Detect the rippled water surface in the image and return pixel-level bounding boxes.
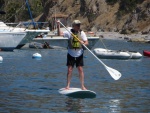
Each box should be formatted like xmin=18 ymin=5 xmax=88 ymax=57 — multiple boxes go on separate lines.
xmin=0 ymin=39 xmax=149 ymax=113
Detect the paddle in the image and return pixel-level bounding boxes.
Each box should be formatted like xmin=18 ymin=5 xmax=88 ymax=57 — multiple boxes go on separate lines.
xmin=57 ymin=21 xmax=121 ymax=80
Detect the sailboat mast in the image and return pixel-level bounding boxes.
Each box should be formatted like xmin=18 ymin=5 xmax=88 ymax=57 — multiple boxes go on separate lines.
xmin=25 ymin=0 xmax=36 ymax=28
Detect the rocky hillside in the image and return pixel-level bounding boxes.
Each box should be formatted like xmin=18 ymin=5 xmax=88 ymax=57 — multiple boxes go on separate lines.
xmin=40 ymin=0 xmax=150 ymax=34
xmin=1 ymin=0 xmax=150 ymax=34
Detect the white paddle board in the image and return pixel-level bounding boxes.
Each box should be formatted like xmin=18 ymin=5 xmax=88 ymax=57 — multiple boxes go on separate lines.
xmin=58 ymin=88 xmax=96 ymax=98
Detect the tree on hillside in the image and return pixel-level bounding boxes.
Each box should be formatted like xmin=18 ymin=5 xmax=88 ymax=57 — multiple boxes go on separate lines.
xmin=0 ymin=0 xmax=43 ymax=22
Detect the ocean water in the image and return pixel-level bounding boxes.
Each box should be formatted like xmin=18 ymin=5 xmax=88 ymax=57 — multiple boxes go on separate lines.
xmin=0 ymin=39 xmax=149 ymax=113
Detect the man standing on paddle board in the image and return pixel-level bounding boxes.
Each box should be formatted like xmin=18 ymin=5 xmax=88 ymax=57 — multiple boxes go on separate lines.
xmin=62 ymin=20 xmax=89 ymax=90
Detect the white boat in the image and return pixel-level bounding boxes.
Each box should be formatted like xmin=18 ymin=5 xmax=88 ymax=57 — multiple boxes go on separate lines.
xmin=0 ymin=22 xmax=27 ymax=51
xmin=0 ymin=17 xmax=26 ymax=51
xmin=93 ymin=48 xmax=130 ymax=59
xmin=93 ymin=48 xmax=142 ymax=59
xmin=0 ymin=31 xmax=26 ymax=51
xmin=0 ymin=22 xmax=49 ymax=49
xmin=120 ymin=50 xmax=142 ymax=59
xmin=17 ymin=29 xmax=49 ymax=49
xmin=0 ymin=56 xmax=3 ymax=62
xmin=33 ymin=36 xmax=99 ymax=49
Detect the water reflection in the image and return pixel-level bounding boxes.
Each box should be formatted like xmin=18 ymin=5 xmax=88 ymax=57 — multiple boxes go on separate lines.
xmin=65 ymin=98 xmax=122 ymax=113
xmin=32 ymin=57 xmax=42 ymax=60
xmin=65 ymin=98 xmax=89 ymax=113
xmin=65 ymin=98 xmax=82 ymax=112
xmin=108 ymin=99 xmax=121 ymax=113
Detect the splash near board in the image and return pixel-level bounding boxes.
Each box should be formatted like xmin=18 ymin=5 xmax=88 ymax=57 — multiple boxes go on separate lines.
xmin=58 ymin=88 xmax=96 ymax=98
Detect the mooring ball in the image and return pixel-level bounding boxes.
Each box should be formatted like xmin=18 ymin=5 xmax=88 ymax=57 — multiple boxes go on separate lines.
xmin=0 ymin=56 xmax=3 ymax=62
xmin=32 ymin=53 xmax=42 ymax=58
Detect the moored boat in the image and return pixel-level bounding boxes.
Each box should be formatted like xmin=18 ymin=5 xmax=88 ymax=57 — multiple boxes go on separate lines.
xmin=0 ymin=11 xmax=26 ymax=51
xmin=143 ymin=50 xmax=150 ymax=57
xmin=33 ymin=36 xmax=99 ymax=49
xmin=93 ymin=48 xmax=130 ymax=59
xmin=0 ymin=56 xmax=3 ymax=62
xmin=0 ymin=31 xmax=26 ymax=51
xmin=0 ymin=21 xmax=49 ymax=49
xmin=93 ymin=48 xmax=142 ymax=59
xmin=120 ymin=50 xmax=142 ymax=59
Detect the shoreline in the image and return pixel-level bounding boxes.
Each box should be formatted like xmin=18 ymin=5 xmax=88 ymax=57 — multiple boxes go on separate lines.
xmin=95 ymin=32 xmax=150 ymax=43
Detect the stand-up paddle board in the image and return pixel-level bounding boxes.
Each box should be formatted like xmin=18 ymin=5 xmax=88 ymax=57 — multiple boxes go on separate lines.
xmin=58 ymin=88 xmax=96 ymax=98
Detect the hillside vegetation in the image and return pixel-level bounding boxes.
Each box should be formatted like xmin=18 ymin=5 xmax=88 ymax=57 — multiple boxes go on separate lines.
xmin=0 ymin=0 xmax=149 ymax=34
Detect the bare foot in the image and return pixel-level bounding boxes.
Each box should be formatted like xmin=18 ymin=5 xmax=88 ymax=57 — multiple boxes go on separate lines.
xmin=65 ymin=86 xmax=69 ymax=90
xmin=81 ymin=86 xmax=87 ymax=90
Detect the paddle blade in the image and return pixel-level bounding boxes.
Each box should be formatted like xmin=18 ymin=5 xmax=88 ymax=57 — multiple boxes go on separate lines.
xmin=105 ymin=66 xmax=122 ymax=80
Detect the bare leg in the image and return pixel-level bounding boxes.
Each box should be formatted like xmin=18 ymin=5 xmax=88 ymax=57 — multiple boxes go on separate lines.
xmin=66 ymin=65 xmax=73 ymax=89
xmin=77 ymin=66 xmax=87 ymax=90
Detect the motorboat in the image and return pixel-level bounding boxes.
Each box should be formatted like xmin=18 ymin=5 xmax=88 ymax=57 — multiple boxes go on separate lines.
xmin=120 ymin=50 xmax=142 ymax=59
xmin=32 ymin=35 xmax=99 ymax=49
xmin=0 ymin=21 xmax=26 ymax=51
xmin=15 ymin=0 xmax=50 ymax=48
xmin=17 ymin=29 xmax=49 ymax=49
xmin=93 ymin=48 xmax=142 ymax=59
xmin=143 ymin=50 xmax=150 ymax=57
xmin=93 ymin=48 xmax=130 ymax=59
xmin=0 ymin=22 xmax=49 ymax=49
xmin=0 ymin=12 xmax=27 ymax=51
xmin=0 ymin=31 xmax=26 ymax=51
xmin=32 ymin=20 xmax=99 ymax=49
xmin=0 ymin=56 xmax=3 ymax=62
xmin=0 ymin=1 xmax=49 ymax=51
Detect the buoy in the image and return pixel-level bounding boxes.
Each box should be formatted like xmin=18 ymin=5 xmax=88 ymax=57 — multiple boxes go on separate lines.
xmin=32 ymin=53 xmax=42 ymax=58
xmin=0 ymin=56 xmax=3 ymax=62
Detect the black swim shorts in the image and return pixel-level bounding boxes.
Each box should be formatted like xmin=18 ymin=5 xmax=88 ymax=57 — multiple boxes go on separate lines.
xmin=67 ymin=53 xmax=84 ymax=67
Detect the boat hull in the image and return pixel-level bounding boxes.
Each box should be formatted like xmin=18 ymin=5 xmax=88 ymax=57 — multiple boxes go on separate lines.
xmin=126 ymin=51 xmax=142 ymax=59
xmin=16 ymin=29 xmax=49 ymax=49
xmin=0 ymin=32 xmax=26 ymax=51
xmin=143 ymin=50 xmax=150 ymax=57
xmin=94 ymin=48 xmax=142 ymax=59
xmin=0 ymin=22 xmax=49 ymax=49
xmin=32 ymin=36 xmax=99 ymax=49
xmin=93 ymin=48 xmax=130 ymax=59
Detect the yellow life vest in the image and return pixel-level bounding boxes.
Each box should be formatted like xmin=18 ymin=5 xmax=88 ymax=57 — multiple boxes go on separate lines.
xmin=68 ymin=29 xmax=83 ymax=49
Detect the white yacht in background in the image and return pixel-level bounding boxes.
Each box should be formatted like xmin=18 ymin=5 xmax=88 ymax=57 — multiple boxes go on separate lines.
xmin=17 ymin=28 xmax=49 ymax=49
xmin=0 ymin=21 xmax=26 ymax=51
xmin=33 ymin=35 xmax=99 ymax=49
xmin=32 ymin=27 xmax=99 ymax=49
xmin=16 ymin=22 xmax=49 ymax=48
xmin=0 ymin=21 xmax=49 ymax=49
xmin=0 ymin=31 xmax=26 ymax=51
xmin=0 ymin=1 xmax=49 ymax=51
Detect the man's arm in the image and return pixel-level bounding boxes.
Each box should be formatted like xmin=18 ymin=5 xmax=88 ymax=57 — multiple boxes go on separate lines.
xmin=80 ymin=31 xmax=88 ymax=46
xmin=82 ymin=40 xmax=88 ymax=46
